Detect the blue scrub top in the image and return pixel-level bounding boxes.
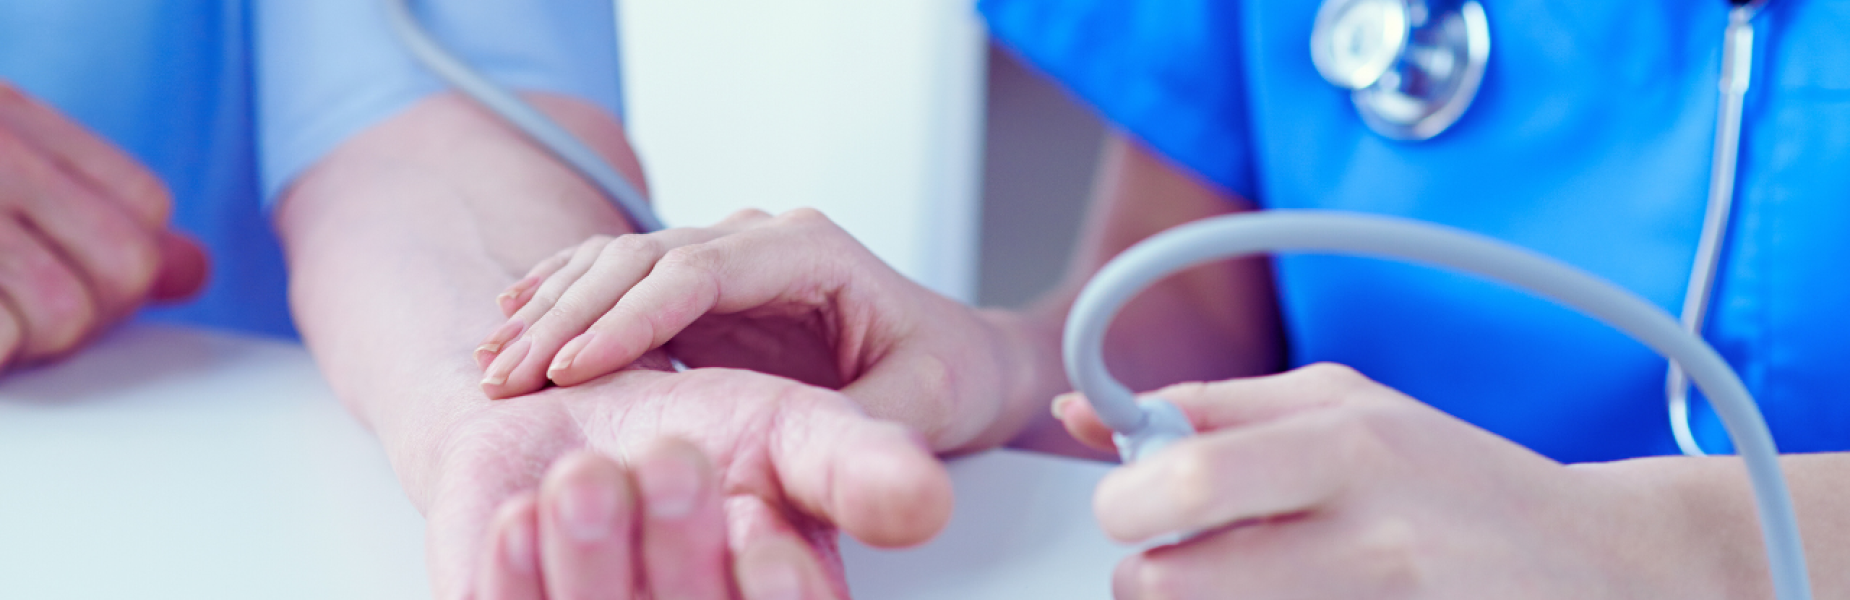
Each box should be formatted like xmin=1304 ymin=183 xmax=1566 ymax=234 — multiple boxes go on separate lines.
xmin=0 ymin=0 xmax=624 ymax=340
xmin=982 ymin=0 xmax=1850 ymax=461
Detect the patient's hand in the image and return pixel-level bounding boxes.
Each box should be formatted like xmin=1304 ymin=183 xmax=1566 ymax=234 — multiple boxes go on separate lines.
xmin=473 ymin=208 xmax=1035 ymax=452
xmin=419 ymin=363 xmax=952 ymax=600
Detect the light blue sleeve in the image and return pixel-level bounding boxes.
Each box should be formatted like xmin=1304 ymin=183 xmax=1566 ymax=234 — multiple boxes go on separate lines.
xmin=255 ymin=0 xmax=625 ymax=203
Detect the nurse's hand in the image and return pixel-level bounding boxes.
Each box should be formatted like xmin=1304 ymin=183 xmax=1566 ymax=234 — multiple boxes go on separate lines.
xmin=1055 ymin=364 xmax=1705 ymax=599
xmin=0 ymin=83 xmax=207 ymax=372
xmin=476 ymin=207 xmax=1029 ymax=452
xmin=421 ymin=363 xmax=952 ymax=600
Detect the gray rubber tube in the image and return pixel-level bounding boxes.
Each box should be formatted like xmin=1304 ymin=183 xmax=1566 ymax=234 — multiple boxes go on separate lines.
xmin=1063 ymin=210 xmax=1811 ymax=600
xmin=382 ymin=0 xmax=665 ymax=233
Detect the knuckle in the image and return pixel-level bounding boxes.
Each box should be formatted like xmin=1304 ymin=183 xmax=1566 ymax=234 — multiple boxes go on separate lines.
xmin=1159 ymin=444 xmax=1217 ymax=523
xmin=659 ymin=243 xmax=721 ymax=275
xmin=727 ymin=207 xmax=772 ymax=222
xmin=607 ymin=232 xmax=663 ymax=260
xmin=779 ymin=206 xmax=829 ymax=224
xmin=104 ymin=231 xmax=162 ymax=301
xmin=580 ymin=234 xmax=616 ymax=251
xmin=1300 ymin=361 xmax=1366 ymax=386
xmin=28 ymin=282 xmax=96 ymax=354
xmin=1326 ymin=409 xmax=1392 ymax=472
xmin=891 ymin=353 xmax=958 ymax=434
xmin=1297 ymin=362 xmax=1378 ymax=404
xmin=1135 ymin=559 xmax=1196 ymax=600
xmin=115 ymin=171 xmax=173 ymax=224
xmin=1348 ymin=517 xmax=1424 ymax=596
xmin=1163 ymin=380 xmax=1215 ymax=401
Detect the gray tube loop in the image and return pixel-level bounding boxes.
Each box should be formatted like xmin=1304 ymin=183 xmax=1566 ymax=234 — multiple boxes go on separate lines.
xmin=1062 ymin=210 xmax=1809 ymax=600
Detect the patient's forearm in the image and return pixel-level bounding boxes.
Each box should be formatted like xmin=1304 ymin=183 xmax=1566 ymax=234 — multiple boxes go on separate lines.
xmin=272 ymin=92 xmax=644 ymax=504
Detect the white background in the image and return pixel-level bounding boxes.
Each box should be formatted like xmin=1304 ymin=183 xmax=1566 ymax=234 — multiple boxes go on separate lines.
xmin=618 ymin=0 xmax=989 ymax=302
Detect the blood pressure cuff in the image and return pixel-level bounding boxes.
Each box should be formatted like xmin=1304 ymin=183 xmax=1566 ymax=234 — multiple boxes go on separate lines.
xmin=257 ymin=0 xmax=625 ymax=203
xmin=979 ymin=0 xmax=1258 ymax=201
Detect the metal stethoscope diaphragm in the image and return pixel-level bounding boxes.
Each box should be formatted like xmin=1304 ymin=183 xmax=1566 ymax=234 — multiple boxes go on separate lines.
xmin=1310 ymin=0 xmax=1490 ymax=140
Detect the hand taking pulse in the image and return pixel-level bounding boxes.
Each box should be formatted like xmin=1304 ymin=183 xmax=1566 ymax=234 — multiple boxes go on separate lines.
xmin=473 ymin=207 xmax=1042 ymax=453
xmin=0 ymin=83 xmax=207 ymax=371
xmin=1052 ymin=364 xmax=1744 ymax=600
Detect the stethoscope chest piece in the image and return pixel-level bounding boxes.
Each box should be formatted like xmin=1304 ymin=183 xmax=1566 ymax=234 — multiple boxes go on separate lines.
xmin=1312 ymin=0 xmax=1490 ymax=140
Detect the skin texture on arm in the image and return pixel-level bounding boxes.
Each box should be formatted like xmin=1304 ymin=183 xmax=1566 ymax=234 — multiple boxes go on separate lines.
xmin=274 ymin=92 xmax=951 ymax=600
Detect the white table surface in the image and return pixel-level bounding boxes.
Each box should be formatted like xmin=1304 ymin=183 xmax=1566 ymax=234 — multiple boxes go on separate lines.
xmin=0 ymin=325 xmax=1130 ymax=599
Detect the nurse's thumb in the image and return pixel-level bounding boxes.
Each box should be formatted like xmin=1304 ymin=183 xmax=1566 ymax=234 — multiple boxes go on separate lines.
xmin=149 ymin=229 xmax=209 ymax=302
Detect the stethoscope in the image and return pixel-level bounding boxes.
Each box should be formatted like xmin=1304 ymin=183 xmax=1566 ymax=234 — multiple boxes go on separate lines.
xmin=1311 ymin=0 xmax=1769 ymax=457
xmin=1064 ymin=1 xmax=1799 ymax=587
xmin=383 ymin=0 xmax=1809 ymax=597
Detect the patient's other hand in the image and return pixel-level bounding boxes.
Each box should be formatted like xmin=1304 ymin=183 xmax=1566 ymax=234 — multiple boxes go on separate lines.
xmin=0 ymin=83 xmax=207 ymax=372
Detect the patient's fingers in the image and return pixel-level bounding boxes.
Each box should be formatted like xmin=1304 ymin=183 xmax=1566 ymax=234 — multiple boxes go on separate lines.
xmin=536 ymin=451 xmax=639 ymax=600
xmin=477 ymin=493 xmax=545 ymax=600
xmin=726 ymin=493 xmax=846 ymax=600
xmin=635 ymin=439 xmax=732 ymax=600
xmin=756 ymin=380 xmax=953 ymax=548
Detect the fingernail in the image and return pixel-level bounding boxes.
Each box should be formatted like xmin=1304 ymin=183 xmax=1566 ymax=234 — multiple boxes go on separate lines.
xmin=641 ymin=448 xmax=702 ymax=520
xmin=482 ymin=338 xmax=530 ymax=387
xmin=1052 ymin=394 xmax=1078 ymax=419
xmin=475 ymin=320 xmax=526 ymax=368
xmin=497 ymin=276 xmax=540 ymax=312
xmin=743 ymin=560 xmax=804 ymax=600
xmin=549 ymin=333 xmax=594 ymax=379
xmin=502 ymin=512 xmax=537 ymax=575
xmin=557 ymin=475 xmax=618 ymax=542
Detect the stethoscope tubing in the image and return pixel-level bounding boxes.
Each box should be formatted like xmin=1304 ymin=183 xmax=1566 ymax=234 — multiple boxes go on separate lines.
xmin=1064 ymin=211 xmax=1810 ymax=600
xmin=1668 ymin=0 xmax=1765 ymax=457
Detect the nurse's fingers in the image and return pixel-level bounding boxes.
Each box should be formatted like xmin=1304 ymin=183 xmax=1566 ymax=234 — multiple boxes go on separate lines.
xmin=634 ymin=438 xmax=733 ymax=600
xmin=0 ymin=82 xmax=173 ymax=227
xmin=1051 ymin=393 xmax=1119 ymax=452
xmin=1054 ymin=363 xmax=1377 ymax=452
xmin=496 ymin=251 xmax=570 ymax=317
xmin=1093 ymin=409 xmax=1369 ymax=543
xmin=1112 ymin=514 xmax=1403 ymax=600
xmin=543 ymin=209 xmax=856 ymax=388
xmin=480 ymin=226 xmax=727 ymax=397
xmin=496 ymin=208 xmax=772 ymax=319
xmin=477 ymin=237 xmax=607 ymax=374
xmin=535 ymin=451 xmax=639 ymax=600
xmin=476 ymin=493 xmax=545 ymax=600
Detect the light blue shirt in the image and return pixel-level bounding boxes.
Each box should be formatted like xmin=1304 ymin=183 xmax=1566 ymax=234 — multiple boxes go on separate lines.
xmin=0 ymin=0 xmax=623 ymax=339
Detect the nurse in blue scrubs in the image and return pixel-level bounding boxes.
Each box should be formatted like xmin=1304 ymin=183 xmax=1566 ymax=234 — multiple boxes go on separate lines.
xmin=485 ymin=0 xmax=1850 ymax=597
xmin=996 ymin=0 xmax=1850 ymax=595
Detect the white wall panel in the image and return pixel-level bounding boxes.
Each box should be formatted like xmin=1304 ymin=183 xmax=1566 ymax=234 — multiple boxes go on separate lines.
xmin=619 ymin=0 xmax=986 ymax=301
